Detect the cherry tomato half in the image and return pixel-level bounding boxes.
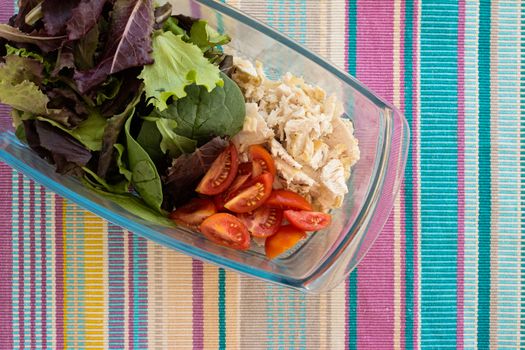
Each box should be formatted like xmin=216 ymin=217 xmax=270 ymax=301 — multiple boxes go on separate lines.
xmin=238 ymin=162 xmax=253 ymax=176
xmin=196 ymin=143 xmax=239 ymax=195
xmin=265 ymin=190 xmax=313 ymax=211
xmin=224 ymin=172 xmax=273 ymax=213
xmin=265 ymin=225 xmax=306 ymax=259
xmin=169 ymin=198 xmax=217 ymax=229
xmin=199 ymin=213 xmax=250 ymax=250
xmin=284 ymin=210 xmax=332 ymax=231
xmin=248 ymin=145 xmax=276 ymax=178
xmin=237 ymin=206 xmax=283 ymax=238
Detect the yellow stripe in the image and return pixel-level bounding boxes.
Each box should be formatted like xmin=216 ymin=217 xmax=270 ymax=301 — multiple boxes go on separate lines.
xmin=83 ymin=210 xmax=105 ymax=348
xmin=203 ymin=264 xmax=219 ymax=349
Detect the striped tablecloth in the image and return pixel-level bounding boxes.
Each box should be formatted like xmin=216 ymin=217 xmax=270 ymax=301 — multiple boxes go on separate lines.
xmin=0 ymin=0 xmax=523 ymax=349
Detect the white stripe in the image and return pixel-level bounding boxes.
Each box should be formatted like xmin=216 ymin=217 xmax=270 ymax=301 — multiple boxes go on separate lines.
xmin=464 ymin=0 xmax=480 ymax=347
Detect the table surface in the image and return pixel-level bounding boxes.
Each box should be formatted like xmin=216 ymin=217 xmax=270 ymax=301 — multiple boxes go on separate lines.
xmin=0 ymin=0 xmax=523 ymax=349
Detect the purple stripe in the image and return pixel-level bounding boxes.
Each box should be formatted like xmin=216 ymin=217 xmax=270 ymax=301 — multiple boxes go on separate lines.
xmin=29 ymin=181 xmax=36 ymax=349
xmin=108 ymin=224 xmax=125 ymax=347
xmin=128 ymin=233 xmax=134 ymax=350
xmin=136 ymin=238 xmax=149 ymax=345
xmin=190 ymin=1 xmax=202 ymax=18
xmin=0 ymin=107 xmax=13 ymax=347
xmin=40 ymin=187 xmax=47 ymax=349
xmin=17 ymin=175 xmax=25 ymax=349
xmin=192 ymin=260 xmax=204 ymax=350
xmin=55 ymin=195 xmax=65 ymax=350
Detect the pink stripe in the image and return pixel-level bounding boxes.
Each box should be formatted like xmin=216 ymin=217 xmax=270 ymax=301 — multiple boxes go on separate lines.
xmin=40 ymin=187 xmax=48 ymax=349
xmin=456 ymin=0 xmax=465 ymax=348
xmin=128 ymin=233 xmax=135 ymax=350
xmin=55 ymin=195 xmax=65 ymax=350
xmin=0 ymin=115 xmax=13 ymax=348
xmin=29 ymin=181 xmax=36 ymax=349
xmin=192 ymin=260 xmax=204 ymax=350
xmin=17 ymin=175 xmax=25 ymax=349
xmin=398 ymin=1 xmax=407 ymax=347
xmin=190 ymin=1 xmax=202 ymax=18
xmin=410 ymin=0 xmax=421 ymax=346
xmin=356 ymin=0 xmax=396 ymax=348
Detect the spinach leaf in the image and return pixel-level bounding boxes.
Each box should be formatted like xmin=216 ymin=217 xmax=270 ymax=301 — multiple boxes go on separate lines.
xmin=156 ymin=118 xmax=197 ymax=157
xmin=136 ymin=119 xmax=163 ymax=163
xmin=124 ymin=112 xmax=164 ymax=212
xmin=189 ymin=20 xmax=230 ymax=52
xmin=114 ymin=143 xmax=132 ymax=181
xmin=83 ymin=166 xmax=129 ymax=194
xmin=83 ymin=179 xmax=175 ymax=227
xmin=157 ymin=72 xmax=245 ymax=144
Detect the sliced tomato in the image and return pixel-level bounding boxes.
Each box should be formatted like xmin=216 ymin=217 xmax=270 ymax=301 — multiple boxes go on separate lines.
xmin=169 ymin=198 xmax=216 ymax=229
xmin=265 ymin=225 xmax=306 ymax=259
xmin=224 ymin=172 xmax=273 ymax=213
xmin=228 ymin=173 xmax=252 ymax=194
xmin=199 ymin=213 xmax=250 ymax=250
xmin=237 ymin=206 xmax=283 ymax=238
xmin=238 ymin=160 xmax=263 ymax=178
xmin=284 ymin=210 xmax=332 ymax=231
xmin=265 ymin=190 xmax=313 ymax=211
xmin=212 ymin=194 xmax=227 ymax=212
xmin=238 ymin=162 xmax=253 ymax=176
xmin=196 ymin=144 xmax=239 ymax=195
xmin=249 ymin=145 xmax=276 ymax=178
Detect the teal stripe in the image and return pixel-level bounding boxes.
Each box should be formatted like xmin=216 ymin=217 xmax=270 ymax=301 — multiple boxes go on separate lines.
xmin=477 ymin=0 xmax=491 ymax=348
xmin=420 ymin=0 xmax=458 ymax=347
xmin=347 ymin=3 xmax=358 ymax=348
xmin=348 ymin=0 xmax=357 ymax=75
xmin=218 ymin=268 xmax=226 ymax=349
xmin=403 ymin=0 xmax=415 ymax=348
xmin=519 ymin=5 xmax=525 ymax=348
xmin=349 ymin=271 xmax=358 ymax=350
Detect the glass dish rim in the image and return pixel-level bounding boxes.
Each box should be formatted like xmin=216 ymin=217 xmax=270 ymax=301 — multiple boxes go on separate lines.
xmin=0 ymin=0 xmax=408 ymax=292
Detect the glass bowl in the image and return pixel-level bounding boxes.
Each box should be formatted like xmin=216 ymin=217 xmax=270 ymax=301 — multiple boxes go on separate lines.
xmin=0 ymin=0 xmax=409 ymax=293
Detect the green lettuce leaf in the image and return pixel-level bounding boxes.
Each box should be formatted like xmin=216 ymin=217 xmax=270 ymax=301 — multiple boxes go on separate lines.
xmin=36 ymin=110 xmax=106 ymax=151
xmin=0 ymin=54 xmax=49 ymax=115
xmin=189 ymin=20 xmax=230 ymax=52
xmin=139 ymin=31 xmax=223 ymax=111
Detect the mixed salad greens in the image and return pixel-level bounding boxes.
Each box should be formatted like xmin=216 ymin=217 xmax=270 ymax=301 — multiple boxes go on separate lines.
xmin=0 ymin=0 xmax=334 ymax=258
xmin=0 ymin=1 xmax=245 ymax=216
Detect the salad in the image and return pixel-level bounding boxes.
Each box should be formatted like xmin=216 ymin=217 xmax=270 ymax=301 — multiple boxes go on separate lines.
xmin=0 ymin=0 xmax=359 ymax=259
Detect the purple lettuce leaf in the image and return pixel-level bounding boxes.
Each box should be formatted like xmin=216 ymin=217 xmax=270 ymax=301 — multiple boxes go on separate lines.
xmin=66 ymin=0 xmax=108 ymax=40
xmin=12 ymin=0 xmax=41 ymax=32
xmin=74 ymin=0 xmax=154 ymax=93
xmin=42 ymin=0 xmax=81 ymax=36
xmin=0 ymin=24 xmax=66 ymax=52
xmin=163 ymin=137 xmax=228 ymax=209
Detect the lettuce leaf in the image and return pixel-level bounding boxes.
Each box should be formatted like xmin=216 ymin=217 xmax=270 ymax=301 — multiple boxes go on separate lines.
xmin=0 ymin=24 xmax=66 ymax=52
xmin=0 ymin=54 xmax=49 ymax=115
xmin=36 ymin=111 xmax=106 ymax=151
xmin=139 ymin=31 xmax=223 ymax=111
xmin=189 ymin=20 xmax=230 ymax=52
xmin=42 ymin=0 xmax=80 ymax=35
xmin=74 ymin=0 xmax=154 ymax=92
xmin=66 ymin=0 xmax=107 ymax=40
